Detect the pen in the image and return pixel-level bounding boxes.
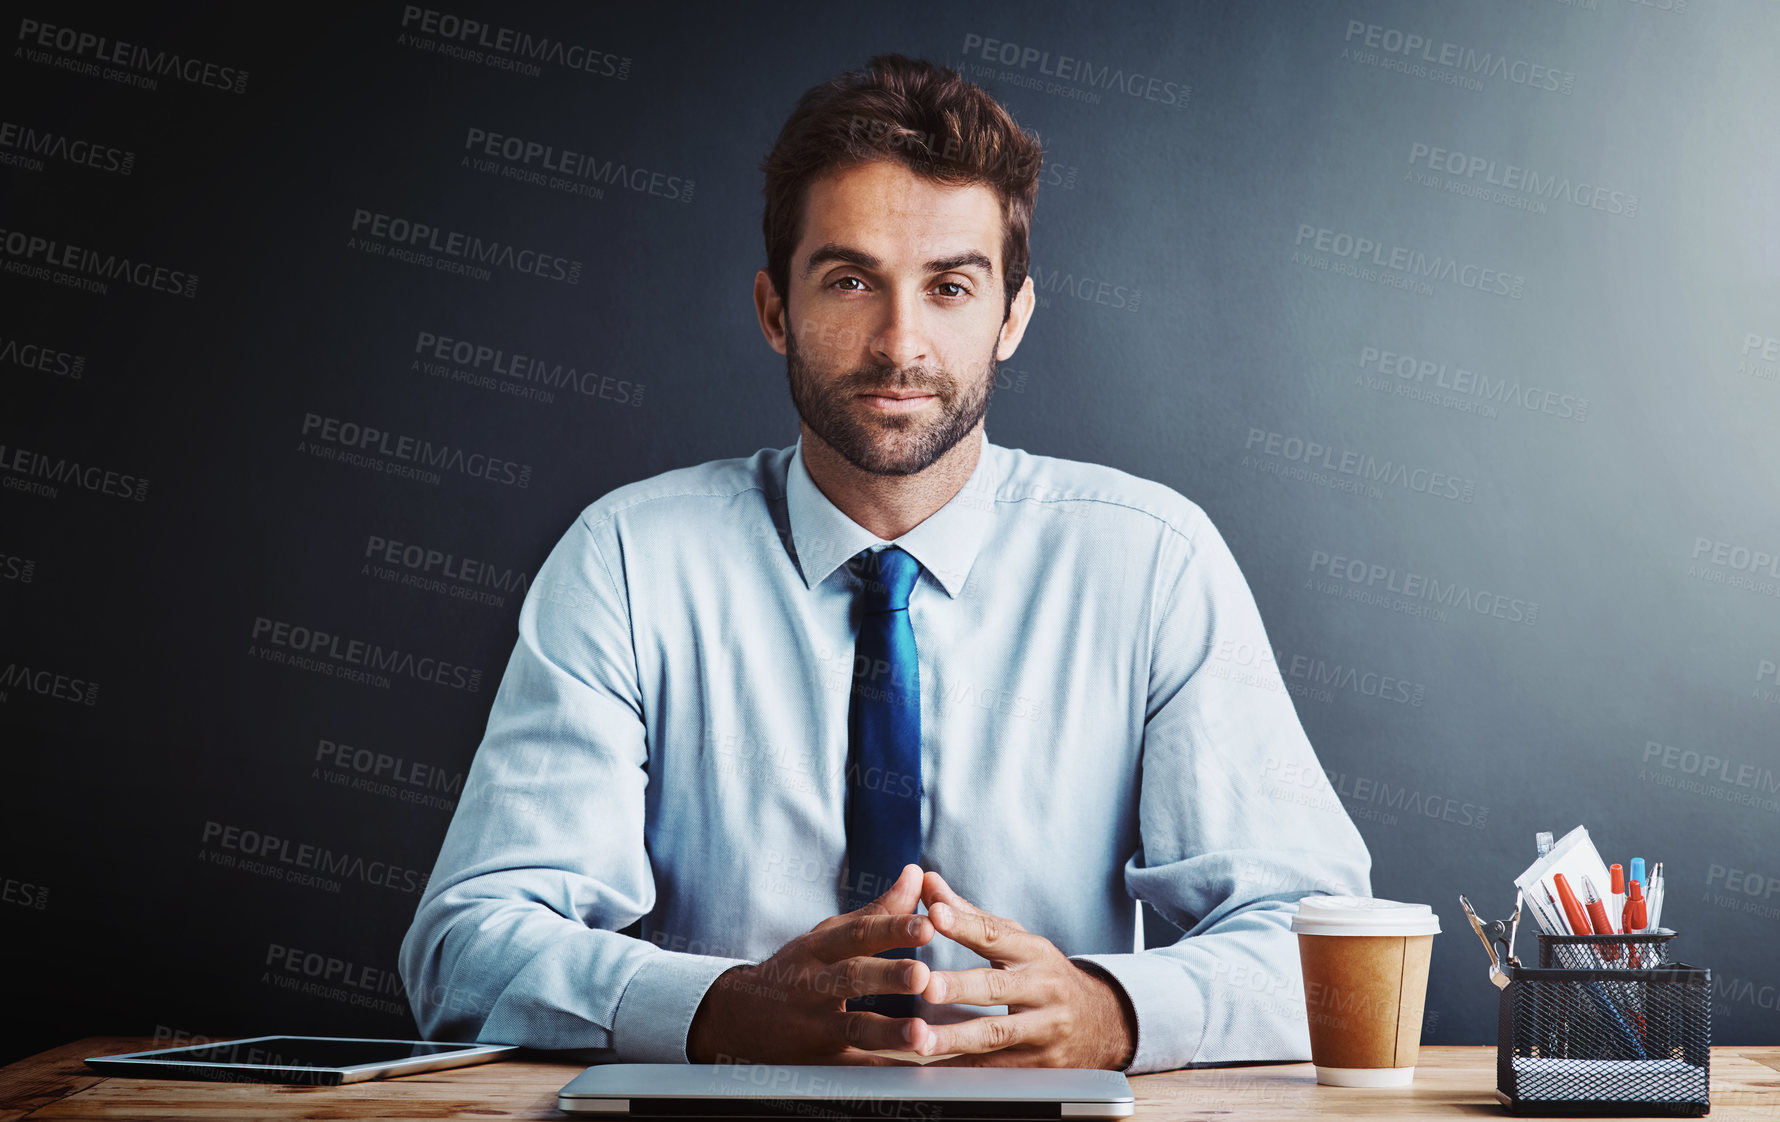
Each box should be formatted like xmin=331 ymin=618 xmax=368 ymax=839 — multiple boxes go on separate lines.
xmin=1543 ymin=884 xmax=1572 ymax=935
xmin=1582 ymin=980 xmax=1650 ymax=1060
xmin=1526 ymin=885 xmax=1561 ymax=935
xmin=1629 ymin=857 xmax=1645 ymax=892
xmin=1609 ymin=863 xmax=1625 ymax=932
xmin=1580 ymin=875 xmax=1620 ymax=961
xmin=1529 ymin=890 xmax=1560 ymax=935
xmin=1648 ymin=862 xmax=1665 ymax=931
xmin=1624 ymin=878 xmax=1649 ymax=933
xmin=1622 ymin=879 xmax=1650 ymax=967
xmin=1553 ymin=873 xmax=1592 ymax=940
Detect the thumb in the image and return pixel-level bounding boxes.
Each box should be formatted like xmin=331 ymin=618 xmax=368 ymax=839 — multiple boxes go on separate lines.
xmin=872 ymin=863 xmax=924 ymax=914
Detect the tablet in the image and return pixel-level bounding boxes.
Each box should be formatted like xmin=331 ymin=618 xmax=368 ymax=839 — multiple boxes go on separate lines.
xmin=558 ymin=1062 xmax=1136 ymax=1118
xmin=84 ymin=1035 xmax=518 ymax=1085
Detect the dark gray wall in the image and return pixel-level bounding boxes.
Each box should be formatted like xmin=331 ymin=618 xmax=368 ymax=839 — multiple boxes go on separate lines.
xmin=5 ymin=0 xmax=1777 ymax=1066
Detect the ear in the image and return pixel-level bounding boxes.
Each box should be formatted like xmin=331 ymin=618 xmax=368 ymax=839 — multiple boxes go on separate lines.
xmin=994 ymin=275 xmax=1036 ymax=362
xmin=754 ymin=269 xmax=789 ymax=356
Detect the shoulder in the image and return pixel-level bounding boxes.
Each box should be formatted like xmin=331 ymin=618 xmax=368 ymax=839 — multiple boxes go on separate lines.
xmin=990 ymin=442 xmax=1209 ymax=545
xmin=573 ymin=445 xmax=792 ymax=534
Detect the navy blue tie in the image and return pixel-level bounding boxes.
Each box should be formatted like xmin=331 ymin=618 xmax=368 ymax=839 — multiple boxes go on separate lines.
xmin=843 ymin=546 xmax=923 ymax=1019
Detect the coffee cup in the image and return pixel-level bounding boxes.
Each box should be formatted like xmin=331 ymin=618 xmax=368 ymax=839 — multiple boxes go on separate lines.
xmin=1290 ymin=895 xmax=1440 ymax=1087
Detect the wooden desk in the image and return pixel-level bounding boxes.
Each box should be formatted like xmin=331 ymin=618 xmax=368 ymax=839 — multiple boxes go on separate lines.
xmin=3 ymin=1038 xmax=1777 ymax=1121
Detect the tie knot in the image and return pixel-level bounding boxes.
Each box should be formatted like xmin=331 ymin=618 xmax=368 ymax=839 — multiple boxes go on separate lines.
xmin=852 ymin=546 xmax=921 ymax=612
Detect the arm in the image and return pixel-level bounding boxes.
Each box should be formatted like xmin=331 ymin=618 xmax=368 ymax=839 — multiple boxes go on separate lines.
xmin=397 ymin=512 xmax=751 ymax=1057
xmin=1066 ymin=511 xmax=1373 ymax=1074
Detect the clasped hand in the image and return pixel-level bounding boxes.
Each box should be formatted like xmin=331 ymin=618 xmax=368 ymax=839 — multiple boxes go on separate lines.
xmin=686 ymin=864 xmax=1136 ymax=1069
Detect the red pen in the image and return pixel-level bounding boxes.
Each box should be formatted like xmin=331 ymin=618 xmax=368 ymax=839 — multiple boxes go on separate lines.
xmin=1581 ymin=875 xmax=1621 ymax=961
xmin=1623 ymin=879 xmax=1648 ymax=933
xmin=1553 ymin=874 xmax=1593 ymax=942
xmin=1623 ymin=880 xmax=1649 ymax=967
xmin=1609 ymin=863 xmax=1626 ymax=932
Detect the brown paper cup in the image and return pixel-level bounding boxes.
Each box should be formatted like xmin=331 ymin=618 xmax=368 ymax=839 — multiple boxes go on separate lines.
xmin=1290 ymin=897 xmax=1440 ymax=1088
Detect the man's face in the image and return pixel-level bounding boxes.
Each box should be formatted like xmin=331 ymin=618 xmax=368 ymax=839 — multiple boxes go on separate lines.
xmin=777 ymin=159 xmax=1014 ymax=476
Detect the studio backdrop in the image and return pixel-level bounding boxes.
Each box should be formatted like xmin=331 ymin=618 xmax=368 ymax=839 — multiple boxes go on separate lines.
xmin=5 ymin=0 xmax=1778 ymax=1066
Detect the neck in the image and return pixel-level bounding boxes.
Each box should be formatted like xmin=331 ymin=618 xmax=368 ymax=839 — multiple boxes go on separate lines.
xmin=799 ymin=423 xmax=984 ymax=541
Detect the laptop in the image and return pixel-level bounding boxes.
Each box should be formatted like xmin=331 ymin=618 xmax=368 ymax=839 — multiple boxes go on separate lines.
xmin=84 ymin=1036 xmax=518 ymax=1085
xmin=558 ymin=1062 xmax=1135 ymax=1118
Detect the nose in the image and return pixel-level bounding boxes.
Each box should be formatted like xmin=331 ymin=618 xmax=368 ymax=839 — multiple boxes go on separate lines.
xmin=869 ymin=288 xmax=930 ymax=370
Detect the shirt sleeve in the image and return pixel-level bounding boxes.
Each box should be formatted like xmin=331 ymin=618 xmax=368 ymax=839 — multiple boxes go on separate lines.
xmin=397 ymin=511 xmax=752 ymax=1058
xmin=1068 ymin=508 xmax=1373 ymax=1074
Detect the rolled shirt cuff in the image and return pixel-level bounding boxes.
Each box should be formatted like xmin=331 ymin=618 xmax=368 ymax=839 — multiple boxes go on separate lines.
xmin=610 ymin=951 xmax=755 ymax=1062
xmin=1069 ymin=952 xmax=1205 ymax=1074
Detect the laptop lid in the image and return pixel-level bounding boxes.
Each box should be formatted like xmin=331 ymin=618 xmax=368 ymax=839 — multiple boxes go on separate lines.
xmin=85 ymin=1036 xmax=518 ymax=1085
xmin=558 ymin=1062 xmax=1135 ymax=1119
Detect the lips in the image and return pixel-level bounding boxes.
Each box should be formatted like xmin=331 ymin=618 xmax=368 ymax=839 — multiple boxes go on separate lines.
xmin=857 ymin=389 xmax=935 ymax=400
xmin=857 ymin=391 xmax=937 ymax=413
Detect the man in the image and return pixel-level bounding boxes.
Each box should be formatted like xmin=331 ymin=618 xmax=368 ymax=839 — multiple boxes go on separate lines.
xmin=399 ymin=53 xmax=1370 ymax=1074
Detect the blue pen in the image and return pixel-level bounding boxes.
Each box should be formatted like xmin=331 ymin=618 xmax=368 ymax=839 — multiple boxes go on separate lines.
xmin=1629 ymin=858 xmax=1646 ymax=889
xmin=1584 ymin=980 xmax=1649 ymax=1060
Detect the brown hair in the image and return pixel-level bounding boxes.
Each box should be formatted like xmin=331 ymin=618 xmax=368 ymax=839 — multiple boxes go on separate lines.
xmin=759 ymin=53 xmax=1044 ymax=321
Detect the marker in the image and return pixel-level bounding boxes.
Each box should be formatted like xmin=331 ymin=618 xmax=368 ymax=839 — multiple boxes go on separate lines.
xmin=1581 ymin=875 xmax=1620 ymax=961
xmin=1553 ymin=874 xmax=1592 ymax=941
xmin=1623 ymin=879 xmax=1650 ymax=967
xmin=1609 ymin=864 xmax=1625 ymax=933
xmin=1624 ymin=879 xmax=1649 ymax=934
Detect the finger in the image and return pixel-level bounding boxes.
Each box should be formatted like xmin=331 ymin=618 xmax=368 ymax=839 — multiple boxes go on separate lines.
xmin=821 ymin=954 xmax=931 ymax=999
xmin=927 ymin=900 xmax=1034 ymax=964
xmin=921 ymin=871 xmax=981 ymax=915
xmin=922 ymin=1050 xmax=1031 ymax=1067
xmin=806 ymin=912 xmax=933 ymax=964
xmin=815 ymin=864 xmax=923 ymax=934
xmin=914 ymin=1011 xmax=1050 ymax=1058
xmin=865 ymin=863 xmax=925 ymax=916
xmin=835 ymin=1050 xmax=925 ymax=1066
xmin=922 ymin=965 xmax=1047 ymax=1007
xmin=840 ymin=1010 xmax=930 ymax=1053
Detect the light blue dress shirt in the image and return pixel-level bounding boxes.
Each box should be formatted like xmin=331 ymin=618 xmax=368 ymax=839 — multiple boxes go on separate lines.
xmin=399 ymin=434 xmax=1372 ymax=1074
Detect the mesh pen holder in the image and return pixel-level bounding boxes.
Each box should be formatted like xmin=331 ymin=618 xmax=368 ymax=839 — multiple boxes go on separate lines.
xmin=1496 ymin=934 xmax=1710 ymax=1117
xmin=1538 ymin=931 xmax=1676 ymax=971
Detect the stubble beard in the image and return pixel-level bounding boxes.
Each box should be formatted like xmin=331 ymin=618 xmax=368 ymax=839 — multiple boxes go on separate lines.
xmin=785 ymin=323 xmax=997 ymax=477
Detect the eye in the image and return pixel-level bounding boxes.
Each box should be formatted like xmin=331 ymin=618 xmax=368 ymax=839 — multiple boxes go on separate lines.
xmin=827 ymin=276 xmax=972 ymax=298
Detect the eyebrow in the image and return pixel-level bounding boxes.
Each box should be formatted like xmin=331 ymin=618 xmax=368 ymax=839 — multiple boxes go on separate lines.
xmin=800 ymin=243 xmax=996 ymax=282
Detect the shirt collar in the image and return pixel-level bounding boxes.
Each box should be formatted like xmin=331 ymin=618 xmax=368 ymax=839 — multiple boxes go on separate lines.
xmin=785 ymin=434 xmax=999 ymax=599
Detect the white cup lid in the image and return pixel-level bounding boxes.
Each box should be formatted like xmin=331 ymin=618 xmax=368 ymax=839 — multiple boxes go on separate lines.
xmin=1290 ymin=895 xmax=1441 ymax=936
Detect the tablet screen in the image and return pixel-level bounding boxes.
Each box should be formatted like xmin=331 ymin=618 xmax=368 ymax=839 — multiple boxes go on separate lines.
xmin=133 ymin=1038 xmax=474 ymax=1070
